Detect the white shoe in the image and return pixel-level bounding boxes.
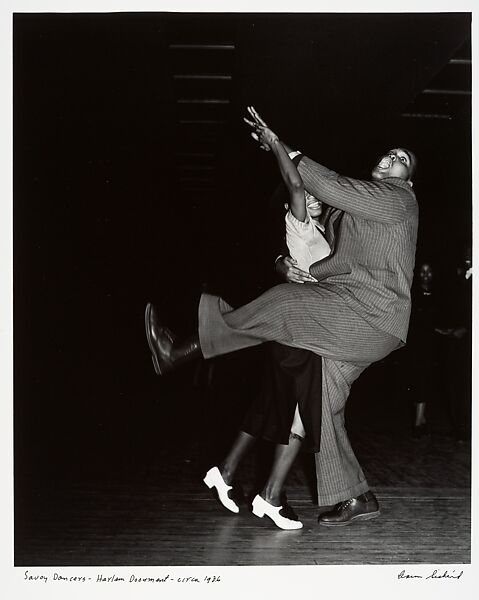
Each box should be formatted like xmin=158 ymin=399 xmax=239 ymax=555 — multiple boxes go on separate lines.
xmin=251 ymin=494 xmax=303 ymax=530
xmin=203 ymin=467 xmax=239 ymax=514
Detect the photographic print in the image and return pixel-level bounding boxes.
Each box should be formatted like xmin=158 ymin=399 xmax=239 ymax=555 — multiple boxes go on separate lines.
xmin=5 ymin=2 xmax=474 ymax=597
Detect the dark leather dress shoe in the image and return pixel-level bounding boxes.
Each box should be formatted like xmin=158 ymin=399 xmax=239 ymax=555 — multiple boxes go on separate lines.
xmin=318 ymin=491 xmax=380 ymax=527
xmin=144 ymin=303 xmax=175 ymax=375
xmin=145 ymin=303 xmax=202 ymax=375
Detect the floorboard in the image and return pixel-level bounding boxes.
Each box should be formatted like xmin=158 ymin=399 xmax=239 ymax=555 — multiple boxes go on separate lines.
xmin=15 ymin=431 xmax=471 ymax=566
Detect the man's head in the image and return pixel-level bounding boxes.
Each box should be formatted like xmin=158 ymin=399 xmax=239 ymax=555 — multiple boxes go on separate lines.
xmin=371 ymin=148 xmax=417 ymax=186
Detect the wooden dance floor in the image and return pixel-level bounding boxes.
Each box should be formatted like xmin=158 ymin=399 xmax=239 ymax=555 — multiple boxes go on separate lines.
xmin=15 ymin=367 xmax=471 ymax=566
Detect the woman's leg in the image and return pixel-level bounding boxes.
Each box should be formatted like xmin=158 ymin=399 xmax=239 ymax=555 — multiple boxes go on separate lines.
xmin=219 ymin=431 xmax=256 ymax=485
xmin=414 ymin=401 xmax=427 ymax=427
xmin=250 ymin=431 xmax=305 ymax=529
xmin=290 ymin=404 xmax=306 ymax=439
xmin=412 ymin=399 xmax=429 ymax=438
xmin=203 ymin=430 xmax=257 ymax=514
xmin=261 ymin=432 xmax=304 ymax=506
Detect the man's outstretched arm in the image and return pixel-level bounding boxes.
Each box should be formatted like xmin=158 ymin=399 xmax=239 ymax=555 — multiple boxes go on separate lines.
xmin=245 ymin=106 xmax=414 ymax=224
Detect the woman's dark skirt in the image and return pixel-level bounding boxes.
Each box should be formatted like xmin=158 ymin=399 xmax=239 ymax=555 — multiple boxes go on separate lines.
xmin=242 ymin=342 xmax=323 ymax=453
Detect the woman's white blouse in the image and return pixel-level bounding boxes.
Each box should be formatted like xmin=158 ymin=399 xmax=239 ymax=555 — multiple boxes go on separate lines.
xmin=285 ymin=210 xmax=331 ymax=272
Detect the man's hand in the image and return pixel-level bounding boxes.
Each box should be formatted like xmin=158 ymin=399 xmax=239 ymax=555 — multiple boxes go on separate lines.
xmin=243 ymin=106 xmax=278 ymax=151
xmin=276 ymin=256 xmax=318 ymax=284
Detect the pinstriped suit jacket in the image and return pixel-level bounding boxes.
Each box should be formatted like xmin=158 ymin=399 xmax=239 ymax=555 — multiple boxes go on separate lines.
xmin=298 ymin=157 xmax=418 ymax=343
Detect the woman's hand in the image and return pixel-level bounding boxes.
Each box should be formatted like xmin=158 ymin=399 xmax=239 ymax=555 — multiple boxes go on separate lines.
xmin=243 ymin=106 xmax=278 ymax=151
xmin=275 ymin=256 xmax=318 ymax=284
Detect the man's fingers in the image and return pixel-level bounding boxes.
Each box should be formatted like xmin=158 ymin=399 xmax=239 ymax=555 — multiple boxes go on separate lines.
xmin=243 ymin=117 xmax=256 ymax=128
xmin=287 ymin=271 xmax=304 ymax=284
xmin=290 ymin=268 xmax=317 ymax=282
xmin=290 ymin=266 xmax=310 ymax=277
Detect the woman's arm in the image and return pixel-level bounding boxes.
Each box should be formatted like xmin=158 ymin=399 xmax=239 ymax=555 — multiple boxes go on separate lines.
xmin=244 ymin=107 xmax=307 ymax=221
xmin=271 ymin=139 xmax=307 ymax=222
xmin=258 ymin=128 xmax=307 ymax=222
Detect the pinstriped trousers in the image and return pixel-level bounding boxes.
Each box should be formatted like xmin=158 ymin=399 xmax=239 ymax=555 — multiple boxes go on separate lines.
xmin=318 ymin=358 xmax=369 ymax=504
xmin=198 ymin=287 xmax=401 ymax=504
xmin=198 ymin=286 xmax=399 ymax=365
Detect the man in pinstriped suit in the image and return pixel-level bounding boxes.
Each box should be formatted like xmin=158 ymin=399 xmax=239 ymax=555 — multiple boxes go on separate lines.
xmin=248 ymin=109 xmax=418 ymax=525
xmin=271 ymin=138 xmax=418 ymax=524
xmin=146 ymin=108 xmax=418 ymax=526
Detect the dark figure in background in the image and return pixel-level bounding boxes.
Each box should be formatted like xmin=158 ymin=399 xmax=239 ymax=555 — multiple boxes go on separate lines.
xmin=436 ymin=247 xmax=472 ymax=442
xmin=403 ymin=261 xmax=440 ymax=438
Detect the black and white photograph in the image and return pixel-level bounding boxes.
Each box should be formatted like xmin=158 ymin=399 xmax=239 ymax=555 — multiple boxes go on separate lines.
xmin=2 ymin=0 xmax=476 ymax=597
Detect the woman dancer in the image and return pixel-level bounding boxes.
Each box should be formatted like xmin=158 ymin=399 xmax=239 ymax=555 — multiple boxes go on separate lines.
xmin=203 ymin=124 xmax=331 ymax=529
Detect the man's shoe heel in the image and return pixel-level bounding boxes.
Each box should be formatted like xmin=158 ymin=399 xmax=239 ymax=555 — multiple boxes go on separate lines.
xmin=359 ymin=510 xmax=380 ymax=521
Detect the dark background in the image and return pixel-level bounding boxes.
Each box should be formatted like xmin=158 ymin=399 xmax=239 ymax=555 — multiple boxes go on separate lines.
xmin=14 ymin=13 xmax=471 ymax=489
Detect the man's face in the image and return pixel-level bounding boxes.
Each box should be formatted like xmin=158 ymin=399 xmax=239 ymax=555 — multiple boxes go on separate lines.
xmin=371 ymin=148 xmax=414 ymax=182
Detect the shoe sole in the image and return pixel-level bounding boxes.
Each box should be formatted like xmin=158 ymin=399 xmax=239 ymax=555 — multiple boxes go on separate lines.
xmin=252 ymin=499 xmax=303 ymax=530
xmin=319 ymin=510 xmax=380 ymax=527
xmin=145 ymin=303 xmax=161 ymax=375
xmin=254 ymin=512 xmax=303 ymax=530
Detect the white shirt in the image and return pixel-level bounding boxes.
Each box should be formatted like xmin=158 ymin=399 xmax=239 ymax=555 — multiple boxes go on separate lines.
xmin=285 ymin=210 xmax=331 ymax=272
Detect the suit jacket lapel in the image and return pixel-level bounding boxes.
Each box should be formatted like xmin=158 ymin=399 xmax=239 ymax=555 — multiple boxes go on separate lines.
xmin=323 ymin=206 xmax=343 ymax=253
